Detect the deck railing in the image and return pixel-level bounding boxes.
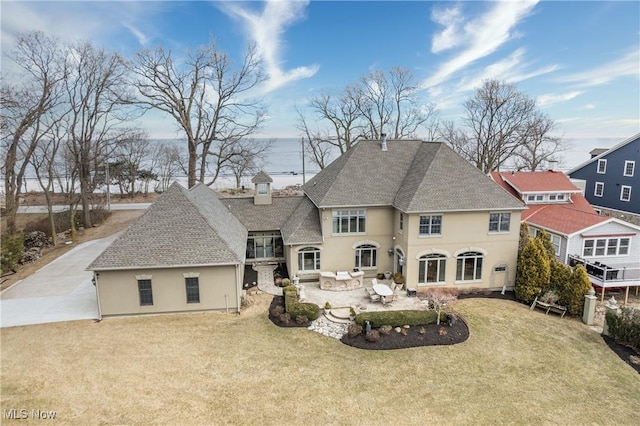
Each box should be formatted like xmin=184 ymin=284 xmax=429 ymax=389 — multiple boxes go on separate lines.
xmin=568 ymin=254 xmax=640 ymax=287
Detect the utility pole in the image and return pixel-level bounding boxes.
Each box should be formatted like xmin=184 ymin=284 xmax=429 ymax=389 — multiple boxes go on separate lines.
xmin=105 ymin=160 xmax=111 ymax=211
xmin=301 ymin=137 xmax=306 ymax=185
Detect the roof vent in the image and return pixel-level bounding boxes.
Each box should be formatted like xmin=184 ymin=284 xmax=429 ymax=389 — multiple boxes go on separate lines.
xmin=381 ymin=133 xmax=388 ymax=151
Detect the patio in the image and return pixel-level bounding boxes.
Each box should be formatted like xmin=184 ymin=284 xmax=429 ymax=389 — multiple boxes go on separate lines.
xmin=297 ymin=279 xmax=429 ymax=313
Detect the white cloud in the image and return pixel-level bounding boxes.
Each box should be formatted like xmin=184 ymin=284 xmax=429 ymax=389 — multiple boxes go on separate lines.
xmin=537 ymin=91 xmax=583 ymax=107
xmin=423 ymin=0 xmax=539 ymax=89
xmin=557 ymin=48 xmax=639 ymax=87
xmin=431 ymin=4 xmax=464 ymax=53
xmin=582 ymin=104 xmax=596 ymax=110
xmin=220 ymin=0 xmax=318 ymax=94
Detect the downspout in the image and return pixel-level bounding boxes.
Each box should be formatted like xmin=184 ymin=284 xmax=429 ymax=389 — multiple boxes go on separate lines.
xmin=94 ymin=272 xmax=103 ymax=320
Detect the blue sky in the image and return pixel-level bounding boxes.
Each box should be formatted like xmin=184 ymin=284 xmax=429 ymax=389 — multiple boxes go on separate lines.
xmin=2 ymin=1 xmax=639 ymax=163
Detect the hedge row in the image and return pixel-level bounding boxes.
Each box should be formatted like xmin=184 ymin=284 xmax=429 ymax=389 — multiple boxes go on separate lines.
xmin=283 ymin=285 xmax=320 ymax=321
xmin=354 ymin=310 xmax=442 ymax=329
xmin=605 ymin=308 xmax=640 ymax=352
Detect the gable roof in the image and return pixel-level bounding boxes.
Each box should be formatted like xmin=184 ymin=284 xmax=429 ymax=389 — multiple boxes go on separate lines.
xmin=88 ymin=183 xmax=248 ymax=271
xmin=493 ymin=170 xmax=582 ymax=194
xmin=304 ymin=139 xmax=524 ymax=213
xmin=251 ymin=170 xmax=273 ymax=183
xmin=567 ymin=133 xmax=640 ymax=174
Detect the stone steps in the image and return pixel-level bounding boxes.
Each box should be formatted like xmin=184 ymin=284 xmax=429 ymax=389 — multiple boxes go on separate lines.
xmin=325 ymin=307 xmax=353 ymax=324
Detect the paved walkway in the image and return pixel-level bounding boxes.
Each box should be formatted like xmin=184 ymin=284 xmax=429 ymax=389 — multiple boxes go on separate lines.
xmin=0 ymin=234 xmax=119 ymax=328
xmin=256 ymin=264 xmax=282 ymax=296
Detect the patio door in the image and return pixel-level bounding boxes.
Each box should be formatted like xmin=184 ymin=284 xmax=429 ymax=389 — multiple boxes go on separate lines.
xmin=395 ymin=248 xmax=405 ymax=275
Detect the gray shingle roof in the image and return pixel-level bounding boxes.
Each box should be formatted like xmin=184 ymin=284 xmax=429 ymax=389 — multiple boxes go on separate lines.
xmin=88 ymin=183 xmax=248 ymax=271
xmin=280 ymin=197 xmax=323 ymax=245
xmin=251 ymin=170 xmax=273 ymax=183
xmin=304 ymin=139 xmax=524 ymax=212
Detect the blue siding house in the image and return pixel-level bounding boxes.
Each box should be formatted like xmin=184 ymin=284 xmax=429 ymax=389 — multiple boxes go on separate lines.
xmin=569 ymin=134 xmax=640 ymax=216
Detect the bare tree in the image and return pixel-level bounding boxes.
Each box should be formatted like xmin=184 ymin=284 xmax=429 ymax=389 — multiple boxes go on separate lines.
xmin=1 ymin=31 xmax=67 ymax=233
xmin=112 ymin=131 xmax=152 ymax=197
xmin=27 ymin=122 xmax=67 ymax=245
xmin=443 ymin=79 xmax=562 ymax=173
xmin=512 ymin=112 xmax=566 ymax=171
xmin=226 ymin=138 xmax=273 ymax=188
xmin=150 ymin=142 xmax=184 ymax=193
xmin=64 ymin=40 xmax=139 ymax=228
xmin=132 ymin=40 xmax=266 ymax=188
xmin=297 ymin=67 xmax=439 ymax=169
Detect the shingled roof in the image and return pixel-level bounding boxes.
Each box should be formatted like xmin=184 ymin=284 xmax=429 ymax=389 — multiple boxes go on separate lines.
xmin=224 ymin=196 xmax=322 ymax=245
xmin=304 ymin=139 xmax=524 ymax=212
xmin=88 ymin=183 xmax=247 ymax=271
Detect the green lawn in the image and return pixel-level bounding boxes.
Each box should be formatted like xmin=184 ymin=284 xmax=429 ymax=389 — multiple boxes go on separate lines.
xmin=1 ymin=296 xmax=638 ymax=425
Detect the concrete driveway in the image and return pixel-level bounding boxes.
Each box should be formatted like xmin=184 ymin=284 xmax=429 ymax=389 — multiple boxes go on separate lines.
xmin=0 ymin=234 xmax=119 ymax=328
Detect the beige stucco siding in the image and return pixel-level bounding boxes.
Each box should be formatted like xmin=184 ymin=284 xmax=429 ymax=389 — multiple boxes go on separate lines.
xmin=315 ymin=206 xmax=395 ymax=275
xmin=96 ymin=265 xmax=240 ymax=316
xmin=401 ymin=210 xmax=521 ymax=290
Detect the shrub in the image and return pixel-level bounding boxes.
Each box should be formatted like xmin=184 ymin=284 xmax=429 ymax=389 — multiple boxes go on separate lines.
xmin=281 ymin=278 xmax=291 ymax=287
xmin=393 ymin=272 xmax=405 ymax=284
xmin=282 ymin=285 xmax=319 ymax=321
xmin=1 ymin=232 xmax=24 ymax=275
xmin=515 ymin=237 xmax=550 ymax=303
xmin=605 ymin=308 xmax=640 ymax=351
xmin=562 ymin=265 xmax=593 ymax=315
xmin=347 ymin=324 xmax=363 ymax=337
xmin=272 ymin=305 xmax=284 ymax=317
xmin=365 ymin=330 xmax=380 ymax=342
xmin=295 ymin=315 xmax=309 ymax=325
xmin=324 ymin=301 xmax=331 ymax=310
xmin=355 ymin=310 xmax=440 ymax=328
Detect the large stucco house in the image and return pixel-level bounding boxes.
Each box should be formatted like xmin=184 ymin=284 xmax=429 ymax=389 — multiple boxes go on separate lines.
xmin=89 ymin=138 xmax=525 ymax=317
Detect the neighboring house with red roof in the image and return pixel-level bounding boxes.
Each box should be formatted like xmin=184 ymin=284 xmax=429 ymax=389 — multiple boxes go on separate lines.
xmin=491 ymin=170 xmax=640 ymax=300
xmin=89 ymin=138 xmax=526 ymax=317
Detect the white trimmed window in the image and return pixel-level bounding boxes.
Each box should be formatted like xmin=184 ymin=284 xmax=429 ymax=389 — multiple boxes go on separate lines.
xmin=550 ymin=234 xmax=561 ymax=256
xmin=355 ymin=244 xmax=377 ymax=269
xmin=298 ymin=247 xmax=320 ymax=271
xmin=583 ymin=237 xmax=631 ymax=257
xmin=399 ymin=213 xmax=404 ymax=232
xmin=597 ymin=159 xmax=607 ymax=174
xmin=257 ymin=183 xmax=268 ymax=195
xmin=418 ymin=254 xmax=446 ymax=284
xmin=624 ymin=161 xmax=635 ymax=177
xmin=489 ymin=212 xmax=511 ymax=232
xmin=594 ymin=182 xmax=604 ymax=197
xmin=620 ymin=185 xmax=631 ymax=202
xmin=456 ymin=251 xmax=483 ymax=281
xmin=333 ymin=210 xmax=366 ymax=234
xmin=419 ymin=215 xmax=442 ymax=236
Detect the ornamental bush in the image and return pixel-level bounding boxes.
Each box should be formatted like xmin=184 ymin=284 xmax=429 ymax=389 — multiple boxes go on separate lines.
xmin=355 ymin=310 xmax=440 ymax=329
xmin=515 ymin=237 xmax=550 ymax=303
xmin=563 ymin=265 xmax=592 ymax=315
xmin=605 ymin=308 xmax=640 ymax=351
xmin=1 ymin=232 xmax=24 ymax=275
xmin=282 ymin=285 xmax=319 ymax=321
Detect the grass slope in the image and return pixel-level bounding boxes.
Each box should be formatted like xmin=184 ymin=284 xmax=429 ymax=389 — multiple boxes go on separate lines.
xmin=1 ymin=296 xmax=639 ymax=425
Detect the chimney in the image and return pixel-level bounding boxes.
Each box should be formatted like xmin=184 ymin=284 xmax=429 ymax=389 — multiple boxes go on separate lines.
xmin=548 ymin=160 xmax=558 ymax=171
xmin=381 ymin=133 xmax=388 ymax=151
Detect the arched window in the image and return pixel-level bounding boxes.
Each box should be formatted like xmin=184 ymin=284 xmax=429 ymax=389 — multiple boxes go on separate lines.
xmin=418 ymin=254 xmax=446 ymax=284
xmin=355 ymin=244 xmax=377 ymax=269
xmin=298 ymin=247 xmax=320 ymax=271
xmin=456 ymin=251 xmax=483 ymax=281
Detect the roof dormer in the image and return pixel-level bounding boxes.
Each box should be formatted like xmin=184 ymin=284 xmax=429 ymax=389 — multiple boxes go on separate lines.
xmin=252 ymin=171 xmax=273 ymax=205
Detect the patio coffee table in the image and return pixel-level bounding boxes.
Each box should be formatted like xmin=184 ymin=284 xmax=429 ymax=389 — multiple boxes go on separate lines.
xmin=373 ymin=284 xmax=393 ymax=304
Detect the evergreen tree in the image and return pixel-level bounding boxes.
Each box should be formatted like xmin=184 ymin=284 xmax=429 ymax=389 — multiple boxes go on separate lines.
xmin=515 ymin=238 xmax=551 ymax=303
xmin=565 ymin=265 xmax=592 ymax=315
xmin=518 ymin=222 xmax=532 ymax=257
xmin=535 ymin=229 xmax=556 ymax=260
xmin=551 ymin=260 xmax=572 ymax=302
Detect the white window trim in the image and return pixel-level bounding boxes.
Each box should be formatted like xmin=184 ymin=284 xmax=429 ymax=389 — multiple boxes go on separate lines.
xmin=594 ymin=182 xmax=604 ymax=197
xmin=296 ymin=246 xmax=322 ymax=272
xmin=597 ymin=159 xmax=607 ymax=174
xmin=582 ymin=237 xmax=631 ymax=257
xmin=418 ymin=214 xmax=443 ymax=237
xmin=332 ymin=209 xmax=367 ymax=235
xmin=488 ymin=212 xmax=511 ymax=233
xmin=418 ymin=254 xmax=447 ymax=286
xmin=624 ymin=160 xmax=635 ymax=177
xmin=620 ymin=185 xmax=632 ymax=202
xmin=354 ymin=244 xmax=378 ymax=270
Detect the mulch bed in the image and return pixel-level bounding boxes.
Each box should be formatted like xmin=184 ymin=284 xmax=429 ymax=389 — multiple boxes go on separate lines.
xmin=268 ymin=296 xmax=311 ymax=328
xmin=341 ymin=317 xmax=469 ymax=350
xmin=602 ymin=335 xmax=640 ymax=374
